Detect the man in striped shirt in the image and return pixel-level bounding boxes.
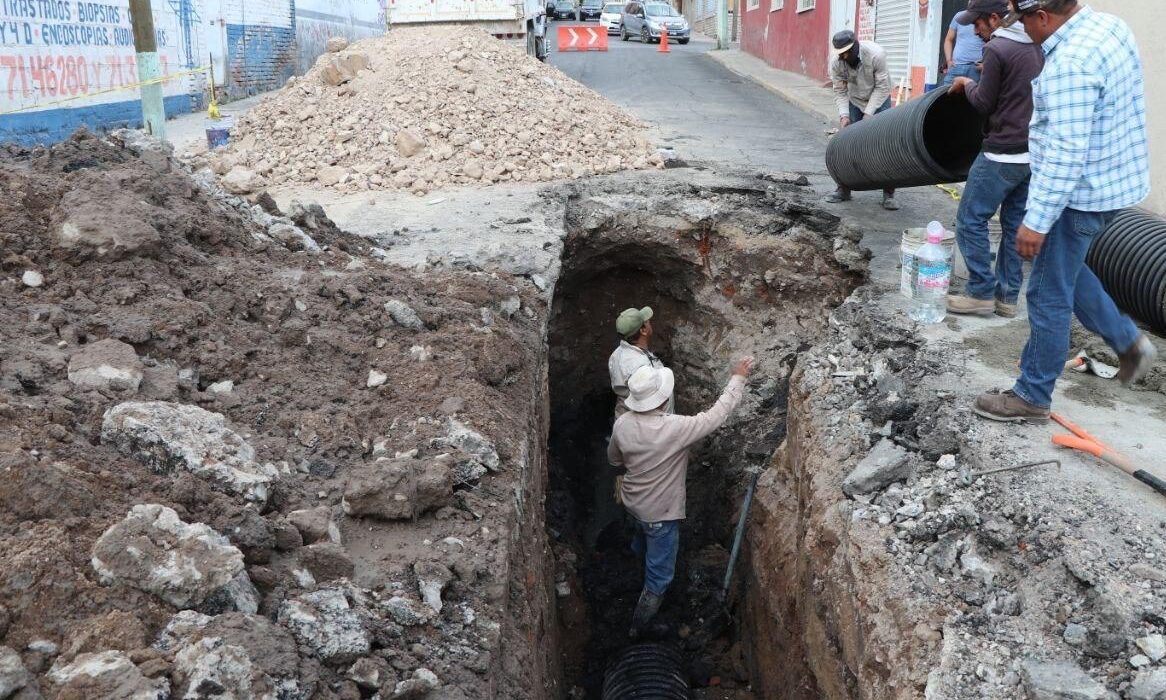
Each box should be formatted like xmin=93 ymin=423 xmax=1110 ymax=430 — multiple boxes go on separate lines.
xmin=974 ymin=0 xmax=1158 ymax=423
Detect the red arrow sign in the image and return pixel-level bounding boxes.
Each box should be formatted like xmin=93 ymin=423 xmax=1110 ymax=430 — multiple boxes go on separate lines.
xmin=557 ymin=24 xmax=608 ymax=52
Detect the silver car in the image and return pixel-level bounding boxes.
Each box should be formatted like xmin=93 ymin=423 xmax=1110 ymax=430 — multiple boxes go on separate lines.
xmin=620 ymin=1 xmax=689 ymax=44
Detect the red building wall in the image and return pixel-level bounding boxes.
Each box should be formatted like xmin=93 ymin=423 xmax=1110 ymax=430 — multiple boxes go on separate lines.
xmin=740 ymin=1 xmax=832 ymax=82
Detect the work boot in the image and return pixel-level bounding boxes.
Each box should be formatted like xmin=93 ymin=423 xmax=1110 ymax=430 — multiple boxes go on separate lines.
xmin=994 ymin=299 xmax=1018 ymax=318
xmin=629 ymin=589 xmax=663 ymax=638
xmin=946 ymin=294 xmax=994 ymax=316
xmin=1117 ymin=334 xmax=1158 ymax=386
xmin=881 ymin=193 xmax=900 ymax=211
xmin=973 ymin=389 xmax=1050 ymax=424
xmin=824 ymin=188 xmax=852 ymax=203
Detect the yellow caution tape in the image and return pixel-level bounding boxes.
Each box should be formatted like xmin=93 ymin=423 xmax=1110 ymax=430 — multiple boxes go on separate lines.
xmin=0 ymin=64 xmax=211 ymax=116
xmin=935 ymin=184 xmax=961 ymax=201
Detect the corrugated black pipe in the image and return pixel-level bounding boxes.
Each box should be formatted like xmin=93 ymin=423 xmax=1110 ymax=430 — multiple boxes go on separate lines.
xmin=1086 ymin=208 xmax=1166 ymax=334
xmin=825 ymin=86 xmax=986 ymax=191
xmin=602 ymin=643 xmax=689 ymax=699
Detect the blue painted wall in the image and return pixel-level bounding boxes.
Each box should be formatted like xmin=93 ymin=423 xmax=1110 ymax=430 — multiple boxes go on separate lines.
xmin=226 ymin=24 xmax=298 ymax=96
xmin=0 ymin=95 xmax=194 ymax=146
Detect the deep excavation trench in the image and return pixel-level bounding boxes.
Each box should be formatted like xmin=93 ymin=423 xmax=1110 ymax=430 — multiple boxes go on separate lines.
xmin=539 ymin=177 xmax=867 ymax=698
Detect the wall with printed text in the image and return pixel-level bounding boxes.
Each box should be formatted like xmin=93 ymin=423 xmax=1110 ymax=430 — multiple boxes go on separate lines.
xmin=0 ymin=0 xmax=385 ymax=144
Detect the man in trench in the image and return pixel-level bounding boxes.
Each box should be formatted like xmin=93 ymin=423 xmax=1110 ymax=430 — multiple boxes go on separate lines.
xmin=607 ymin=355 xmax=754 ymax=636
xmin=608 ymin=306 xmax=671 ymax=418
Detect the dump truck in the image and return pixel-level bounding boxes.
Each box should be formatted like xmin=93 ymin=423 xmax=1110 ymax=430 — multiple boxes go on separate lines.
xmin=388 ymin=0 xmax=550 ymax=60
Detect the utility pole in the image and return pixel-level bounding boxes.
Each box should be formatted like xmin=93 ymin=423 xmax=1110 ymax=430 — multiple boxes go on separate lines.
xmin=715 ymin=0 xmax=728 ymax=49
xmin=128 ymin=0 xmax=167 ymax=139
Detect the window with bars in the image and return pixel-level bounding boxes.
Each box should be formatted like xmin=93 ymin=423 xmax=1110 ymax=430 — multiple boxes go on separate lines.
xmin=796 ymin=0 xmax=814 ymax=11
xmin=747 ymin=0 xmax=759 ymax=10
xmin=770 ymin=0 xmax=783 ymax=10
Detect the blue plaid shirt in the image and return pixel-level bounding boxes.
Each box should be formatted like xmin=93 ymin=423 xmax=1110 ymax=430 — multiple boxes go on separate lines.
xmin=1024 ymin=6 xmax=1150 ymax=234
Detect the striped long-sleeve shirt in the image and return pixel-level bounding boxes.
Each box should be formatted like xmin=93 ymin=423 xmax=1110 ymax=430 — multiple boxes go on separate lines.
xmin=1024 ymin=6 xmax=1150 ymax=234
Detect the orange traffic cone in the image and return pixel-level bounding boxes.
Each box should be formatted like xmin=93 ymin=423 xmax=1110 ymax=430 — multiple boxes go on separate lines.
xmin=658 ymin=24 xmax=670 ymax=52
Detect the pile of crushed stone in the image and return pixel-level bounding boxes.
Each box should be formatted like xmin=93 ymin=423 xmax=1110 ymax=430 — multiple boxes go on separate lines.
xmin=0 ymin=131 xmax=549 ymax=698
xmin=199 ymin=25 xmax=663 ymax=196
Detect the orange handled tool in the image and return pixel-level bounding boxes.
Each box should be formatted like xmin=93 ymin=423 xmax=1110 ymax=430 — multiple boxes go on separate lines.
xmin=1051 ymin=413 xmax=1166 ymax=497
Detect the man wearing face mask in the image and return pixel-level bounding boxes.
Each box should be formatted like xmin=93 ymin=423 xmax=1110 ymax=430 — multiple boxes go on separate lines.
xmin=825 ymin=29 xmax=898 ymax=211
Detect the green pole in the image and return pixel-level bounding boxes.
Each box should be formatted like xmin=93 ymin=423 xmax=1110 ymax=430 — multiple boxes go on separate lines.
xmin=128 ymin=0 xmax=167 ymax=139
xmin=716 ymin=0 xmax=728 ymax=49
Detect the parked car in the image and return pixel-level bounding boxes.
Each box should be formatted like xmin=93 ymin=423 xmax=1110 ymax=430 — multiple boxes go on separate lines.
xmin=552 ymin=0 xmax=579 ymax=20
xmin=599 ymin=2 xmax=624 ymax=32
xmin=579 ymin=0 xmax=603 ymax=20
xmin=620 ymin=1 xmax=689 ymax=44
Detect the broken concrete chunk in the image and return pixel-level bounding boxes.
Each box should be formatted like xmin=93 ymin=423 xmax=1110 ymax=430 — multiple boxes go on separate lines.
xmin=391 ymin=667 xmax=440 ymax=699
xmin=841 ymin=438 xmax=910 ymax=497
xmin=288 ymin=506 xmax=340 ymax=545
xmin=395 ymin=130 xmax=426 ymax=158
xmin=1130 ymin=668 xmax=1166 ymax=700
xmin=153 ymin=611 xmax=213 ymax=653
xmin=300 ymin=543 xmax=355 ymax=583
xmin=172 ymin=637 xmax=253 ymax=699
xmin=325 ymin=36 xmax=349 ymax=52
xmin=414 ymin=561 xmax=453 ymax=614
xmin=221 ymin=166 xmax=262 ymax=194
xmin=383 ymin=596 xmax=427 ymax=627
xmin=91 ymin=504 xmax=253 ymax=612
xmin=443 ymin=419 xmax=501 ymax=472
xmin=384 ymin=299 xmax=424 ymax=330
xmin=21 ymin=270 xmax=43 ymax=288
xmin=347 ymin=657 xmax=387 ymax=690
xmin=0 ymin=647 xmax=35 ymax=700
xmin=367 ymin=369 xmax=388 ymax=388
xmin=67 ymin=339 xmax=144 ymax=393
xmin=1019 ymin=659 xmax=1107 ymax=700
xmin=318 ymin=51 xmax=369 ymax=86
xmin=47 ymin=650 xmax=170 ymax=699
xmin=342 ymin=456 xmax=452 ymax=520
xmin=1137 ymin=634 xmax=1166 ymax=663
xmin=278 ymin=587 xmax=370 ymax=665
xmin=101 ymin=401 xmax=278 ymax=503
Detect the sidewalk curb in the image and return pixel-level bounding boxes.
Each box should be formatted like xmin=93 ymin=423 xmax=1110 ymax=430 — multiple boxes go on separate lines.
xmin=703 ymin=50 xmax=834 ymax=123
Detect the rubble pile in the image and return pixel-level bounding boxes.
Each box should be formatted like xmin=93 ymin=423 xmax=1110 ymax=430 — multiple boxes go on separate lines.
xmin=203 ymin=25 xmax=662 ymax=195
xmin=0 ymin=132 xmax=548 ymax=697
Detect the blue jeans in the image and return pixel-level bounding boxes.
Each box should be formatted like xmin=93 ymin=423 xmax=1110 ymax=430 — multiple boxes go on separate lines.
xmin=943 ymin=62 xmax=982 ymax=85
xmin=956 ymin=153 xmax=1029 ymax=304
xmin=1013 ymin=209 xmax=1139 ymax=408
xmin=844 ymin=99 xmax=894 ymax=197
xmin=630 ymin=519 xmax=680 ymax=596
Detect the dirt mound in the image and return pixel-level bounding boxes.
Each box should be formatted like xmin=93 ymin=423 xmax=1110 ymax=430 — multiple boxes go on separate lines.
xmin=201 ymin=25 xmax=661 ymax=195
xmin=0 ymin=131 xmax=548 ymax=697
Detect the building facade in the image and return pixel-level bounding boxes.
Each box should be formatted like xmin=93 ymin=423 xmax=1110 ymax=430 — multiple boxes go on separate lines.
xmin=0 ymin=0 xmax=385 ymax=145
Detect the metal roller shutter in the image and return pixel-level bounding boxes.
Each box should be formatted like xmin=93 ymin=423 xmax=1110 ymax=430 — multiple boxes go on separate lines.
xmin=874 ymin=0 xmax=911 ymax=92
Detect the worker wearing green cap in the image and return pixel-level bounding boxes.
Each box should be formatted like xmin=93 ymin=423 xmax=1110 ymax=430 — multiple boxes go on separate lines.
xmin=608 ymin=306 xmax=672 ymax=418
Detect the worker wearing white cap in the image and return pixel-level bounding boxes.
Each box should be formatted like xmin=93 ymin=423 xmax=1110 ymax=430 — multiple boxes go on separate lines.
xmin=607 ymin=355 xmax=754 ymax=637
xmin=608 ymin=306 xmax=672 ymax=418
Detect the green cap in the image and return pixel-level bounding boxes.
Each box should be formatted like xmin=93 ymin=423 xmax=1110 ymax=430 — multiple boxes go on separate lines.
xmin=616 ymin=306 xmax=653 ymax=338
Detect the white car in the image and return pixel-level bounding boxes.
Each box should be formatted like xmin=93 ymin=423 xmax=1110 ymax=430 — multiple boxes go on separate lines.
xmin=600 ymin=2 xmax=624 ymax=33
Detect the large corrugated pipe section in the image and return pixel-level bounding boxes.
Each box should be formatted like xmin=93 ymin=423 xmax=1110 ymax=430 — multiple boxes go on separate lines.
xmin=1087 ymin=208 xmax=1166 ymax=334
xmin=825 ymin=86 xmax=986 ymax=191
xmin=601 ymin=643 xmax=689 ymax=699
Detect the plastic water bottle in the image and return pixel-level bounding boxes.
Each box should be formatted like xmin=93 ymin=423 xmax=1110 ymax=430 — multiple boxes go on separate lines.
xmin=909 ymin=221 xmax=951 ymax=324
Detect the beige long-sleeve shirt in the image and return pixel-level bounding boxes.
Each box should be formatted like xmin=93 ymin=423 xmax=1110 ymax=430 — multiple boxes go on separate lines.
xmin=830 ymin=40 xmax=893 ymax=119
xmin=607 ymin=375 xmax=746 ymax=522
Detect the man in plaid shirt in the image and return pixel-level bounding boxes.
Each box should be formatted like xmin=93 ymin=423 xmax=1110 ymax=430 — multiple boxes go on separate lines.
xmin=974 ymin=0 xmax=1158 ymax=423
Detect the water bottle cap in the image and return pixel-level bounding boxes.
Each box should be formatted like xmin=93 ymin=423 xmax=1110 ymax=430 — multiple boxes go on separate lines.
xmin=926 ymin=220 xmax=945 ymax=243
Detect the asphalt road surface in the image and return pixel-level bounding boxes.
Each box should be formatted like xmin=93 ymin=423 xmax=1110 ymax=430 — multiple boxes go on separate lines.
xmin=546 ymin=24 xmax=961 ymax=283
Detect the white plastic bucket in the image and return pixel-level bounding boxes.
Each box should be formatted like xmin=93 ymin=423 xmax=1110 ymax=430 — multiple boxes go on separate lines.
xmin=900 ymin=226 xmax=956 ymax=299
xmin=205 ymin=115 xmax=235 ymax=149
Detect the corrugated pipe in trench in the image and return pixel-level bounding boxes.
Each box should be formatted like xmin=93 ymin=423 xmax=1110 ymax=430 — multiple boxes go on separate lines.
xmin=602 ymin=643 xmax=689 ymax=699
xmin=825 ymin=86 xmax=985 ymax=191
xmin=1087 ymin=208 xmax=1166 ymax=335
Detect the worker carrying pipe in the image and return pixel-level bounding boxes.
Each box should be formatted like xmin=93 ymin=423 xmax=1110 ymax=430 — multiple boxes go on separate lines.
xmin=607 ymin=356 xmax=754 ymax=637
xmin=943 ymin=0 xmax=1043 ymax=319
xmin=973 ymin=0 xmax=1158 ymax=423
xmin=824 ymin=30 xmax=899 ymax=211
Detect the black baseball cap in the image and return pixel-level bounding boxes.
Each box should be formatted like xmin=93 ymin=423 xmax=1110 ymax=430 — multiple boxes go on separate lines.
xmin=1001 ymin=0 xmax=1050 ymax=27
xmin=955 ymin=0 xmax=1010 ymax=25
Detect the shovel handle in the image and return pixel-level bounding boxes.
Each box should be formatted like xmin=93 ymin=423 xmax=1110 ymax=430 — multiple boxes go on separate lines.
xmin=1054 ymin=434 xmax=1166 ymax=498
